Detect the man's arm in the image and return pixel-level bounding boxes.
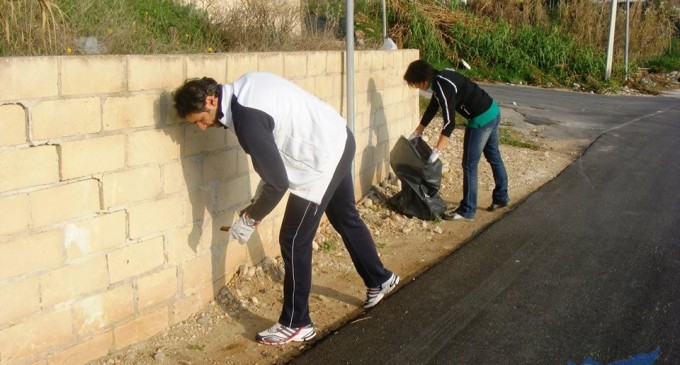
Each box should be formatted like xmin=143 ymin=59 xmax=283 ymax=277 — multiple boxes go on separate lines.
xmin=232 ymin=106 xmax=288 ymax=222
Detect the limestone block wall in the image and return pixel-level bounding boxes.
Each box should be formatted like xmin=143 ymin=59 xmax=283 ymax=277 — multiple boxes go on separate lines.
xmin=0 ymin=49 xmax=419 ymax=365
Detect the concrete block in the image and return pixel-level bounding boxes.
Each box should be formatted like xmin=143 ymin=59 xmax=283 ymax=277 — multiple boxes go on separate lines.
xmin=166 ymin=223 xmax=210 ymax=264
xmin=128 ymin=127 xmax=182 ymax=167
xmin=170 ymin=285 xmax=213 ymax=325
xmin=307 ymin=52 xmax=327 ymax=76
xmin=326 ymin=52 xmax=344 ymax=75
xmin=63 ymin=212 xmax=127 ymax=259
xmin=0 ymin=57 xmax=58 ymax=101
xmin=162 ymin=157 xmax=202 ymax=195
xmin=216 ymin=175 xmax=252 ymax=212
xmin=31 ymin=97 xmax=101 ymax=140
xmin=0 ymin=309 xmax=72 ymax=364
xmin=0 ymin=193 xmax=30 ymax=236
xmin=0 ymin=277 xmax=40 ymax=325
xmin=294 ymin=77 xmax=315 ymax=95
xmin=186 ymin=55 xmax=228 ymax=81
xmin=127 ymin=56 xmax=184 ymax=91
xmin=226 ymin=54 xmax=258 ymax=81
xmin=103 ymin=93 xmax=161 ymax=131
xmin=370 ymin=51 xmax=385 ymax=70
xmin=102 ymin=165 xmax=162 ymax=208
xmin=107 ymin=236 xmax=165 ymax=283
xmin=73 ymin=284 xmax=134 ymax=336
xmin=61 ymin=56 xmax=127 ymax=95
xmin=313 ymin=75 xmax=335 ymax=100
xmin=181 ymin=254 xmax=213 ymax=296
xmin=184 ymin=188 xmax=213 ymax=225
xmin=113 ymin=307 xmax=168 ymax=349
xmin=46 ymin=332 xmax=113 ymax=365
xmin=283 ymin=53 xmax=307 ymax=78
xmin=40 ymin=255 xmax=109 ymax=307
xmin=0 ymin=230 xmax=63 ymax=281
xmin=355 ymin=51 xmax=372 ymax=72
xmin=127 ymin=196 xmax=186 ymax=239
xmin=30 ymin=179 xmax=100 ymax=228
xmin=257 ymin=53 xmax=284 ymax=75
xmin=0 ymin=103 xmax=27 ymax=146
xmin=0 ymin=146 xmax=59 ymax=193
xmin=136 ymin=267 xmax=178 ymax=308
xmin=182 ymin=125 xmax=229 ymax=156
xmin=60 ymin=135 xmax=126 ymax=179
xmin=202 ymin=150 xmax=239 ymax=183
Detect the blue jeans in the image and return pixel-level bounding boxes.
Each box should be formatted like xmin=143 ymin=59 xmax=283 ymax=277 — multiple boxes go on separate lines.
xmin=456 ymin=114 xmax=509 ymax=218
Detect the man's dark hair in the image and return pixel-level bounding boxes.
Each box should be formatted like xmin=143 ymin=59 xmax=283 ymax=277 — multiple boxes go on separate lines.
xmin=173 ymin=77 xmax=219 ymax=118
xmin=403 ymin=60 xmax=435 ymax=85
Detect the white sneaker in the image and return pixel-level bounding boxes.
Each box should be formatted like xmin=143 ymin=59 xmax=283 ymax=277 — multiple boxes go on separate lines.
xmin=255 ymin=323 xmax=316 ymax=346
xmin=363 ymin=273 xmax=400 ymax=309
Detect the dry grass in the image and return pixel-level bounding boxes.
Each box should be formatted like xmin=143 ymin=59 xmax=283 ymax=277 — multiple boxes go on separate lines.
xmin=211 ymin=0 xmax=344 ymax=52
xmin=0 ymin=0 xmax=68 ymax=55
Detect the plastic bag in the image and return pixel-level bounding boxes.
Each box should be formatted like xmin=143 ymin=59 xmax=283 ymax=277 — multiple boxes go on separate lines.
xmin=388 ymin=136 xmax=447 ymax=220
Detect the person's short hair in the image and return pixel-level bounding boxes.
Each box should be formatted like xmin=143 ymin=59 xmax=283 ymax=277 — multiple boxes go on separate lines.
xmin=173 ymin=77 xmax=219 ymax=118
xmin=403 ymin=60 xmax=435 ymax=86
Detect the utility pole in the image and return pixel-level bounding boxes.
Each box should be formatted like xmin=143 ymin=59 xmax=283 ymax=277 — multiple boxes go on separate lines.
xmin=605 ymin=0 xmax=618 ymax=80
xmin=346 ymin=0 xmax=355 ymax=181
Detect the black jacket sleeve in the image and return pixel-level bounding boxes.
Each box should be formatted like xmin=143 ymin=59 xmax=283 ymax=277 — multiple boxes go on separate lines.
xmin=420 ymin=94 xmax=440 ymax=128
xmin=231 ymin=103 xmax=288 ymax=222
xmin=432 ymin=77 xmax=458 ymax=137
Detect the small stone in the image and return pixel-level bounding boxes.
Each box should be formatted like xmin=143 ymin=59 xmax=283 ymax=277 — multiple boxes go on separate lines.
xmin=153 ymin=351 xmax=166 ymax=361
xmin=247 ymin=266 xmax=256 ymax=277
xmin=197 ymin=315 xmax=210 ymax=325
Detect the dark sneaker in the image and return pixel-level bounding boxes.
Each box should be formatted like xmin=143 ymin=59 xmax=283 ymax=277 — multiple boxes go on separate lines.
xmin=256 ymin=323 xmax=316 ymax=346
xmin=487 ymin=201 xmax=510 ymax=212
xmin=442 ymin=210 xmax=474 ymax=221
xmin=363 ymin=273 xmax=400 ymax=309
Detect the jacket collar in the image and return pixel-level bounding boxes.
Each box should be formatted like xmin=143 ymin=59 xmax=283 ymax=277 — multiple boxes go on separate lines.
xmin=217 ymin=83 xmax=234 ymax=129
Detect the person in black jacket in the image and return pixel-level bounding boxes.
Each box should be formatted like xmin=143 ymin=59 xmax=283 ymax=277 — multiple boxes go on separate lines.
xmin=403 ymin=60 xmax=509 ymax=221
xmin=172 ymin=72 xmax=399 ymax=346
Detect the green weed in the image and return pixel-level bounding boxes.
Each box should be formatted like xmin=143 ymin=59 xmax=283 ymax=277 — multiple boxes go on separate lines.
xmin=318 ymin=240 xmax=338 ymax=252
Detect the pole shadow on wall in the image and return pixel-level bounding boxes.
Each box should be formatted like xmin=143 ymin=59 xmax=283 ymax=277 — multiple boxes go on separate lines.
xmin=359 ymin=78 xmax=391 ymax=195
xmin=159 ymin=90 xmax=271 ymax=337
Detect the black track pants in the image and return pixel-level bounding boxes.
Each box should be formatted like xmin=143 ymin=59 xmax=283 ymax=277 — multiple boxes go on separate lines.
xmin=278 ymin=130 xmax=393 ymax=328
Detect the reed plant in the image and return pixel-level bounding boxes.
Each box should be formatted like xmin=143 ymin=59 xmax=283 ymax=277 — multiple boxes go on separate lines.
xmin=0 ymin=0 xmax=66 ymax=55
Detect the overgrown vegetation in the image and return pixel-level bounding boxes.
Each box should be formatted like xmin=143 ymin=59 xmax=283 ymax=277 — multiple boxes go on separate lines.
xmin=1 ymin=0 xmax=678 ymax=93
xmin=385 ymin=0 xmax=676 ymax=92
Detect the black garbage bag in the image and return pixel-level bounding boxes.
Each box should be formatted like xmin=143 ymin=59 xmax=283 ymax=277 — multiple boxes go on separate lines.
xmin=388 ymin=136 xmax=447 ymax=220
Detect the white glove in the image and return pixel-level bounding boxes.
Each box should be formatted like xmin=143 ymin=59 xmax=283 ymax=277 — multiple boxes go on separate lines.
xmin=408 ymin=130 xmax=422 ymax=140
xmin=229 ymin=214 xmax=256 ymax=244
xmin=428 ymin=148 xmax=440 ymax=163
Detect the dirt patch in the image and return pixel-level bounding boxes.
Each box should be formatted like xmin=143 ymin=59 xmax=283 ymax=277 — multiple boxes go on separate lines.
xmin=89 ymin=115 xmax=590 ymax=365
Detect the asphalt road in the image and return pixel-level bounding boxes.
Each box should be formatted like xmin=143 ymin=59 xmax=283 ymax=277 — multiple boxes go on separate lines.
xmin=289 ymin=86 xmax=680 ymax=365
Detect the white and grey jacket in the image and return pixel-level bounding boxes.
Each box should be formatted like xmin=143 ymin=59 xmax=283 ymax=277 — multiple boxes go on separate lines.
xmin=217 ymin=72 xmax=347 ymax=221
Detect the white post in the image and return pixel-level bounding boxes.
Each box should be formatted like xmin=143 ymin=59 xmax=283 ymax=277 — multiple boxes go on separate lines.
xmin=625 ymin=0 xmax=630 ymax=80
xmin=605 ymin=0 xmax=618 ymax=80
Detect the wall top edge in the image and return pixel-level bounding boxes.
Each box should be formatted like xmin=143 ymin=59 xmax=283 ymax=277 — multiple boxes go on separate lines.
xmin=0 ymin=49 xmax=419 ymax=62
